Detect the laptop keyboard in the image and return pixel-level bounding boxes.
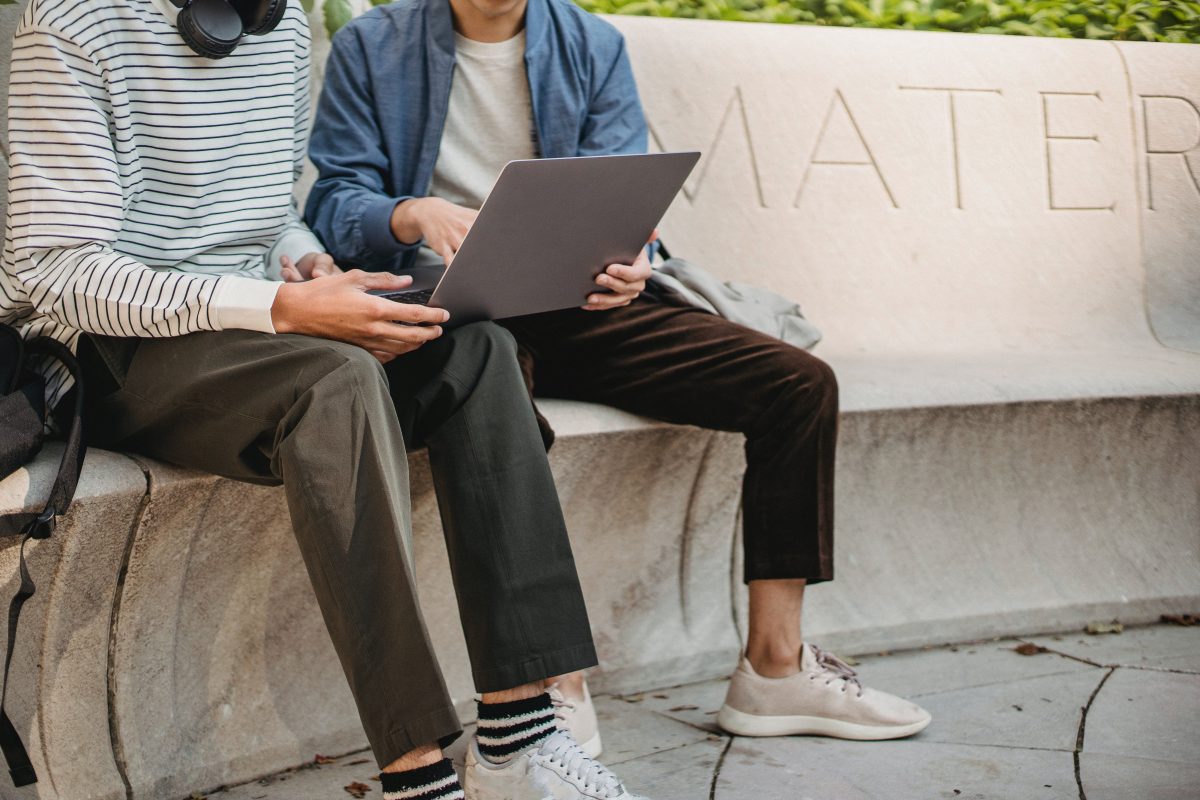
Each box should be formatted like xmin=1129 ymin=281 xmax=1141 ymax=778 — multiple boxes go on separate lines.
xmin=380 ymin=288 xmax=434 ymax=305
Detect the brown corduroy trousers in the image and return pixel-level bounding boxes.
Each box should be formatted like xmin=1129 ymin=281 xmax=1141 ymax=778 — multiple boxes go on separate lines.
xmin=502 ymin=296 xmax=838 ymax=585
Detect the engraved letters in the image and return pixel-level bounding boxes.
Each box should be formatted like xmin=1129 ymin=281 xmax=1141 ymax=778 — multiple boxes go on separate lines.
xmin=1141 ymin=95 xmax=1200 ymax=211
xmin=794 ymin=90 xmax=897 ymax=210
xmin=1040 ymin=91 xmax=1115 ymax=212
xmin=899 ymin=86 xmax=1003 ymax=210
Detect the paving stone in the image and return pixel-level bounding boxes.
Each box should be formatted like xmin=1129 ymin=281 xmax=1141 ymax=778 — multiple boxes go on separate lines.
xmin=914 ymin=669 xmax=1104 ymax=751
xmin=616 ymin=678 xmax=731 ymax=734
xmin=1083 ymin=668 xmax=1200 ymax=763
xmin=612 ymin=738 xmax=727 ymax=800
xmin=1156 ymin=653 xmax=1200 ymax=674
xmin=1080 ymin=753 xmax=1200 ymax=800
xmin=1027 ymin=624 xmax=1200 ymax=669
xmin=714 ymin=737 xmax=1077 ymax=800
xmin=205 ymin=751 xmax=381 ymax=800
xmin=592 ymin=695 xmax=714 ymax=764
xmin=845 ymin=639 xmax=1094 ymax=699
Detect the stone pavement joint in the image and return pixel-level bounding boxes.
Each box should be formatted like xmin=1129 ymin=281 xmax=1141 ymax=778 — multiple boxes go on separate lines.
xmin=708 ymin=738 xmax=733 ymax=800
xmin=1073 ymin=666 xmax=1116 ymax=800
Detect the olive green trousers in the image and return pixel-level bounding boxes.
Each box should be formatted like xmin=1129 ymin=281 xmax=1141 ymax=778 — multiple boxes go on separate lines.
xmin=78 ymin=323 xmax=597 ymax=766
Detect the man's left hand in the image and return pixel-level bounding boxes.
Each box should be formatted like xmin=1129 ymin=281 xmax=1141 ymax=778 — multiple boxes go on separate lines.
xmin=583 ymin=248 xmax=652 ymax=311
xmin=280 ymin=252 xmax=342 ymax=282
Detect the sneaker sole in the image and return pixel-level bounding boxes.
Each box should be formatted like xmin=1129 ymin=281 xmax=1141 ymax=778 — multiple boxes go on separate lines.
xmin=716 ymin=704 xmax=931 ymax=740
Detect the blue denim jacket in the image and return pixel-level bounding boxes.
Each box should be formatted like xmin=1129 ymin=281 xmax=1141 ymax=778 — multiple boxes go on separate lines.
xmin=304 ymin=0 xmax=649 ymax=271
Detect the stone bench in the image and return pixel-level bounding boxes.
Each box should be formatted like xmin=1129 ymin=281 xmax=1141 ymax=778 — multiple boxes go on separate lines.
xmin=2 ymin=11 xmax=1198 ymax=800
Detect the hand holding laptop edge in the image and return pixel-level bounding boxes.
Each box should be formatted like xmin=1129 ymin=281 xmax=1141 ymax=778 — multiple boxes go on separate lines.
xmin=369 ymin=152 xmax=701 ymax=324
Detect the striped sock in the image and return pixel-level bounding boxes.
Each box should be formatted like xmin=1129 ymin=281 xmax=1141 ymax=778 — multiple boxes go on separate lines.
xmin=475 ymin=693 xmax=558 ymax=763
xmin=380 ymin=759 xmax=463 ymax=800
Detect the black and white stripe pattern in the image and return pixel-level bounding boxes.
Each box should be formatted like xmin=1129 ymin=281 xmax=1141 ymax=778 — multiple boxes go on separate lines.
xmin=0 ymin=0 xmax=319 ymax=406
xmin=380 ymin=758 xmax=464 ymax=800
xmin=475 ymin=693 xmax=559 ymax=762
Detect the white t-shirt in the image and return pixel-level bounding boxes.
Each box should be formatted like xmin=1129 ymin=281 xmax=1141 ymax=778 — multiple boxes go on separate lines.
xmin=430 ymin=31 xmax=540 ymax=210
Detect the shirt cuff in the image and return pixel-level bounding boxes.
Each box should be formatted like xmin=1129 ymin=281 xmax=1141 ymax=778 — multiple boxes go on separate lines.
xmin=266 ymin=228 xmax=326 ymax=280
xmin=362 ymin=194 xmax=420 ymax=257
xmin=210 ymin=275 xmax=281 ymax=333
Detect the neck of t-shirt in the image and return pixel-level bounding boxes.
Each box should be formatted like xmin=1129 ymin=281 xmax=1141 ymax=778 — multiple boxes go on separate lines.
xmin=454 ymin=30 xmax=526 ymax=60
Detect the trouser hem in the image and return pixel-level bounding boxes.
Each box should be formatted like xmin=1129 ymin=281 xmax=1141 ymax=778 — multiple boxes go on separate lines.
xmin=375 ymin=706 xmax=465 ymax=768
xmin=744 ymin=556 xmax=833 ymax=585
xmin=472 ymin=641 xmax=599 ymax=694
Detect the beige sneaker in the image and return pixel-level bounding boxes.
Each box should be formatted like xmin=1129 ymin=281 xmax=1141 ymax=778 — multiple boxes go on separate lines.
xmin=717 ymin=643 xmax=932 ymax=740
xmin=549 ymin=680 xmax=603 ymax=757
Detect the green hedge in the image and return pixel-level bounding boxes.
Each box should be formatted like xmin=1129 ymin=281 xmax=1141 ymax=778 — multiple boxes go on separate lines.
xmin=573 ymin=0 xmax=1200 ymax=42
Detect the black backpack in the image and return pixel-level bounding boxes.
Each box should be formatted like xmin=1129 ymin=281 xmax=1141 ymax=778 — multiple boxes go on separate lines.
xmin=0 ymin=322 xmax=86 ymax=787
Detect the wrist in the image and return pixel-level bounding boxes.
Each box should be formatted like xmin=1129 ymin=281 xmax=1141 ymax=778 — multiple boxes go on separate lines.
xmin=391 ymin=198 xmax=426 ymax=245
xmin=270 ymin=282 xmax=302 ymax=334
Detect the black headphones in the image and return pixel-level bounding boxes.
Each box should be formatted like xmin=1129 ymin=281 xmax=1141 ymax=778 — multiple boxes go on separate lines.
xmin=172 ymin=0 xmax=288 ymax=59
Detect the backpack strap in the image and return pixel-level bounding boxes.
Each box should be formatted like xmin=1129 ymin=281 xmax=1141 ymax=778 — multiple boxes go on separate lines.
xmin=0 ymin=336 xmax=86 ymax=787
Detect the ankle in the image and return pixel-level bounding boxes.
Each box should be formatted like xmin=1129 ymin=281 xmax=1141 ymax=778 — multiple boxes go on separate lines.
xmin=745 ymin=641 xmax=803 ymax=678
xmin=383 ymin=743 xmax=443 ymax=774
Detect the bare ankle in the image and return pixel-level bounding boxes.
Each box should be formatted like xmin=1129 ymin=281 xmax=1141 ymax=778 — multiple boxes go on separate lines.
xmin=745 ymin=642 xmax=803 ymax=678
xmin=481 ymin=680 xmax=545 ymax=705
xmin=548 ymin=670 xmax=587 ymax=702
xmin=383 ymin=743 xmax=443 ymax=773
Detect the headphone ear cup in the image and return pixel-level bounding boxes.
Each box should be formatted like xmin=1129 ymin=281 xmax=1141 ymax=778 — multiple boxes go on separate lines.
xmin=234 ymin=0 xmax=288 ymax=36
xmin=177 ymin=0 xmax=244 ymax=58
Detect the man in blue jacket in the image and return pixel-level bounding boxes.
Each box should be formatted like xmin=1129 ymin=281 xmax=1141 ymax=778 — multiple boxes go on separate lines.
xmin=306 ymin=0 xmax=932 ymax=777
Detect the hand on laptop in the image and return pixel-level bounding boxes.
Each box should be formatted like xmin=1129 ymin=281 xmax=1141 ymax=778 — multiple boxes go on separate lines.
xmin=280 ymin=252 xmax=342 ymax=282
xmin=583 ymin=246 xmax=653 ymax=311
xmin=271 ymin=270 xmax=448 ymax=363
xmin=392 ymin=197 xmax=478 ymax=266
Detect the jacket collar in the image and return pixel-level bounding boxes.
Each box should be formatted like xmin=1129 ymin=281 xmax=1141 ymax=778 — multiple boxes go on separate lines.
xmin=424 ymin=0 xmax=549 ymax=59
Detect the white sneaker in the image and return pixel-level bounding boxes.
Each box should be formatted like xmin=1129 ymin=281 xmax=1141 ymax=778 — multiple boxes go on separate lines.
xmin=549 ymin=681 xmax=603 ymax=758
xmin=717 ymin=643 xmax=932 ymax=740
xmin=463 ymin=729 xmax=649 ymax=800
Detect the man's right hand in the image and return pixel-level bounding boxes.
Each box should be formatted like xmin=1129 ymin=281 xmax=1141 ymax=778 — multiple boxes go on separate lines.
xmin=391 ymin=197 xmax=478 ymax=265
xmin=270 ymin=270 xmax=449 ymax=363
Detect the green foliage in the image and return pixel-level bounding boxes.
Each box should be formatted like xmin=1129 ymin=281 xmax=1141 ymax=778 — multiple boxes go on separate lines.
xmin=573 ymin=0 xmax=1200 ymax=42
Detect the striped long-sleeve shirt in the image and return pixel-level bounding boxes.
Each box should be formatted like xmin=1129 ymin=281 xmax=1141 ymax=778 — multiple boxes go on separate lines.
xmin=1 ymin=0 xmax=322 ymax=405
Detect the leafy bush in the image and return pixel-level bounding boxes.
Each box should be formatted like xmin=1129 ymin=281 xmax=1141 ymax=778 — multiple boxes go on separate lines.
xmin=573 ymin=0 xmax=1200 ymax=42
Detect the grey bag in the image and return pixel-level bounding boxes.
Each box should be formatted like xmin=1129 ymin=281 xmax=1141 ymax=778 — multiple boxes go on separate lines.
xmin=647 ymin=257 xmax=823 ymax=351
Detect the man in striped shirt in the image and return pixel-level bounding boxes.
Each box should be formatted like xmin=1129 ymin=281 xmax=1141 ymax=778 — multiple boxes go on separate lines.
xmin=0 ymin=2 xmax=647 ymax=798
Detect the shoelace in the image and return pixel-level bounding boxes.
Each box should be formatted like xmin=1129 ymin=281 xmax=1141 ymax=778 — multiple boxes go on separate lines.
xmin=547 ymin=683 xmax=576 ymax=727
xmin=538 ymin=730 xmax=623 ymax=798
xmin=810 ymin=644 xmax=864 ymax=698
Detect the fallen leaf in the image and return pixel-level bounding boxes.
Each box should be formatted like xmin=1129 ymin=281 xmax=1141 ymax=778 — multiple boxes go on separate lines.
xmin=314 ymin=754 xmax=338 ymax=765
xmin=344 ymin=781 xmax=372 ymax=798
xmin=1012 ymin=704 xmax=1023 ymax=712
xmin=1160 ymin=613 xmax=1198 ymax=626
xmin=953 ymin=790 xmax=961 ymax=796
xmin=348 ymin=759 xmax=370 ymax=766
xmin=668 ymin=704 xmax=699 ymax=712
xmin=652 ymin=693 xmax=669 ymax=699
xmin=1014 ymin=643 xmax=1048 ymax=656
xmin=1086 ymin=621 xmax=1124 ymax=635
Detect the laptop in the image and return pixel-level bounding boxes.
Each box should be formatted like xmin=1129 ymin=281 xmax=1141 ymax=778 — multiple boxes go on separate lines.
xmin=372 ymin=151 xmax=701 ymax=323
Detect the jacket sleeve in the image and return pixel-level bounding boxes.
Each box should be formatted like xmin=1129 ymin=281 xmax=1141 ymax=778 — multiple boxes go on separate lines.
xmin=5 ymin=22 xmax=277 ymax=338
xmin=577 ymin=34 xmax=648 ymax=157
xmin=304 ymin=25 xmax=418 ymax=269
